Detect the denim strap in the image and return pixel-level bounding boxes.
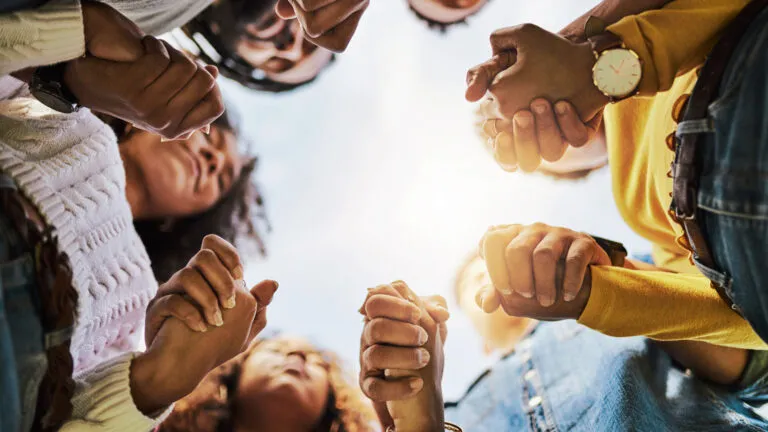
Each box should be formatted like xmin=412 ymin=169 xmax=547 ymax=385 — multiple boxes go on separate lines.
xmin=676 ymin=118 xmax=715 ymax=138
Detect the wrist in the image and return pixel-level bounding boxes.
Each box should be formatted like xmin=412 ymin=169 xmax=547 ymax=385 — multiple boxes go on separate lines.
xmin=130 ymin=352 xmax=172 ymax=415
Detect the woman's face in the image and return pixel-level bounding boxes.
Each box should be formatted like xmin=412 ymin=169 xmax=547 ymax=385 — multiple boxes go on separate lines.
xmin=408 ymin=0 xmax=488 ymax=24
xmin=236 ymin=14 xmax=333 ymax=85
xmin=235 ymin=338 xmax=332 ymax=430
xmin=120 ymin=124 xmax=243 ymax=219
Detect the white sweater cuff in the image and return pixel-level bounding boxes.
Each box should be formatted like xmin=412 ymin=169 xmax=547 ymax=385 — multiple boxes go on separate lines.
xmin=0 ymin=0 xmax=85 ymax=75
xmin=60 ymin=352 xmax=172 ymax=432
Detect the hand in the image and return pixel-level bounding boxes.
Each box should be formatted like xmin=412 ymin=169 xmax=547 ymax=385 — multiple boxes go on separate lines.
xmin=145 ymin=235 xmax=246 ymax=345
xmin=480 ymin=97 xmax=603 ymax=172
xmin=64 ymin=2 xmax=224 ymax=140
xmin=275 ymin=0 xmax=369 ymax=52
xmin=477 ymin=223 xmax=611 ymax=317
xmin=466 ymin=24 xmax=609 ymax=129
xmin=132 ymin=279 xmax=278 ymax=414
xmin=359 ymin=282 xmax=449 ymax=432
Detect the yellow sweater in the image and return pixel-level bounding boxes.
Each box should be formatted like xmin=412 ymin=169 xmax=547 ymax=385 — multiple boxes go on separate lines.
xmin=577 ymin=0 xmax=768 ymax=349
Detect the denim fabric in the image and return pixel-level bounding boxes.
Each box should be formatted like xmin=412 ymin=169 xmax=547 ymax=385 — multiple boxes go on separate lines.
xmin=694 ymin=7 xmax=768 ymax=343
xmin=446 ymin=321 xmax=768 ymax=432
xmin=0 ymin=205 xmax=47 ymax=432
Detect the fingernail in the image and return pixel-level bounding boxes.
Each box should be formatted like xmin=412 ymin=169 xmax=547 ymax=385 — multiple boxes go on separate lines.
xmin=197 ymin=322 xmax=208 ymax=333
xmin=409 ymin=378 xmax=423 ymax=391
xmin=224 ymin=294 xmax=236 ymax=309
xmin=518 ymin=289 xmax=534 ymax=299
xmin=160 ymin=136 xmax=171 ymax=142
xmin=213 ymin=310 xmax=224 ymax=327
xmin=533 ymin=103 xmax=548 ymax=114
xmin=417 ymin=328 xmax=428 ymax=345
xmin=232 ymin=265 xmax=244 ymax=280
xmin=499 ymin=287 xmax=513 ymax=296
xmin=515 ymin=114 xmax=532 ymax=127
xmin=563 ymin=292 xmax=576 ymax=302
xmin=202 ymin=124 xmax=211 ymax=135
xmin=555 ymin=103 xmax=568 ymax=115
xmin=538 ymin=294 xmax=554 ymax=307
xmin=418 ymin=348 xmax=430 ymax=366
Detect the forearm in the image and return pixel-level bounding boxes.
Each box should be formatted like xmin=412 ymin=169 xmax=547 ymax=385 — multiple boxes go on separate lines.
xmin=559 ymin=0 xmax=672 ymax=41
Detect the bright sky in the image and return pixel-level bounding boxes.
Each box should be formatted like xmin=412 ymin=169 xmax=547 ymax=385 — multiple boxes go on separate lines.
xmin=229 ymin=0 xmax=650 ymax=400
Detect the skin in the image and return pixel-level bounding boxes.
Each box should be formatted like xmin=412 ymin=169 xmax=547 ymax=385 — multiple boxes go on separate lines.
xmin=407 ymin=0 xmax=488 ymax=24
xmin=274 ymin=0 xmax=370 ymax=53
xmin=237 ymin=14 xmax=334 ymax=85
xmin=456 ymin=256 xmax=534 ymax=354
xmin=233 ymin=338 xmax=332 ymax=432
xmin=120 ymin=124 xmax=243 ymax=220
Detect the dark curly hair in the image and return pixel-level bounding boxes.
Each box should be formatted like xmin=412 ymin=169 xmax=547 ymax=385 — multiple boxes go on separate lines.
xmin=107 ymin=108 xmax=269 ymax=282
xmin=158 ymin=336 xmax=377 ymax=432
xmin=408 ymin=0 xmax=490 ymax=34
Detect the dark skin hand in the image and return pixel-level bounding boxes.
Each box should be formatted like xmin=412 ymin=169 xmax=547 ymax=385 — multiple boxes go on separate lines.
xmin=275 ymin=0 xmax=369 ymax=52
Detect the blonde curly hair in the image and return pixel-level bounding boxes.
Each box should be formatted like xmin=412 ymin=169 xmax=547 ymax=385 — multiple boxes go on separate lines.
xmin=158 ymin=336 xmax=377 ymax=432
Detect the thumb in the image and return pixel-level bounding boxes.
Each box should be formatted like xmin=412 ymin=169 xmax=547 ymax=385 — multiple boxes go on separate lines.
xmin=275 ymin=0 xmax=297 ymax=19
xmin=83 ymin=2 xmax=144 ymax=61
xmin=465 ymin=51 xmax=516 ymax=102
xmin=250 ymin=279 xmax=279 ymax=310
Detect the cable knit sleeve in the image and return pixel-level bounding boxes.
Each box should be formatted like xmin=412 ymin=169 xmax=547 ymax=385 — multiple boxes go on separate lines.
xmin=0 ymin=0 xmax=85 ymax=75
xmin=59 ymin=352 xmax=172 ymax=432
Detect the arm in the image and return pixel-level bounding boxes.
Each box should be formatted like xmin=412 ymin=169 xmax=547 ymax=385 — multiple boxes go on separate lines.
xmin=0 ymin=0 xmax=85 ymax=75
xmin=559 ymin=0 xmax=673 ymax=41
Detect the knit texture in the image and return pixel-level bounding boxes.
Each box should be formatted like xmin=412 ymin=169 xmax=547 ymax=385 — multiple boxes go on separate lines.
xmin=0 ymin=0 xmax=212 ymax=74
xmin=0 ymin=76 xmax=157 ymax=372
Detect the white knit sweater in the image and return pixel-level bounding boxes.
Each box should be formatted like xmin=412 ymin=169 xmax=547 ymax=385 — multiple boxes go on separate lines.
xmin=0 ymin=0 xmax=213 ymax=75
xmin=0 ymin=76 xmax=165 ymax=431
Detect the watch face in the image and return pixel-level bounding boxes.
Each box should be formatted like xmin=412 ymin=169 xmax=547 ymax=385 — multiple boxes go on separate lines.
xmin=593 ymin=48 xmax=642 ymax=98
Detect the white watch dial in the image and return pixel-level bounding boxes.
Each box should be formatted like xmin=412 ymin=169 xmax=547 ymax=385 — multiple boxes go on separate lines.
xmin=593 ymin=48 xmax=642 ymax=98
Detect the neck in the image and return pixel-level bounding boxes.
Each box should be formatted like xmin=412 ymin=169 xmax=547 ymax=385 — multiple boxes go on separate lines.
xmin=120 ymin=149 xmax=148 ymax=220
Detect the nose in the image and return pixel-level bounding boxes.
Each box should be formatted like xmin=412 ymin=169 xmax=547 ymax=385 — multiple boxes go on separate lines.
xmin=199 ymin=145 xmax=225 ymax=177
xmin=274 ymin=21 xmax=304 ymax=62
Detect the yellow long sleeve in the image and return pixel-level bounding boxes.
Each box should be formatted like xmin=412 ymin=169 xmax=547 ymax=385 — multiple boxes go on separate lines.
xmin=607 ymin=0 xmax=750 ymax=94
xmin=579 ymin=266 xmax=768 ymax=350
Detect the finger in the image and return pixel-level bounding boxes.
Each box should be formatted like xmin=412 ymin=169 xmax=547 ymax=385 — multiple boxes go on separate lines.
xmin=361 ymin=376 xmax=423 ymax=401
xmin=204 ymin=64 xmax=219 ymax=79
xmin=175 ymin=83 xmax=225 ymax=138
xmin=201 ymin=235 xmax=244 ymax=280
xmin=391 ymin=280 xmax=419 ymax=304
xmin=532 ymin=232 xmax=569 ymax=307
xmin=482 ymin=118 xmax=501 ymax=138
xmin=164 ymin=64 xmax=220 ymax=137
xmin=295 ymin=0 xmax=340 ymax=12
xmin=465 ymin=52 xmax=516 ymax=102
xmin=562 ymin=238 xmax=597 ymax=302
xmin=189 ymin=248 xmax=238 ymax=310
xmin=250 ymin=279 xmax=279 ymax=310
xmin=360 ymin=284 xmax=402 ymax=313
xmin=305 ymin=8 xmax=365 ymax=52
xmin=480 ymin=98 xmax=501 ymax=119
xmin=422 ymin=295 xmax=450 ymax=323
xmin=505 ymin=229 xmax=545 ymax=299
xmin=177 ymin=267 xmax=223 ymax=327
xmin=494 ymin=131 xmax=517 ymax=171
xmin=144 ymin=41 xmax=199 ymax=108
xmin=554 ymin=101 xmax=591 ymax=147
xmin=146 ymin=294 xmax=207 ymax=344
xmin=363 ymin=318 xmax=428 ymax=347
xmin=475 ymin=284 xmax=501 ymax=313
xmin=531 ymin=99 xmax=567 ymax=162
xmin=362 ymin=345 xmax=430 ymax=370
xmin=513 ymin=112 xmax=541 ymax=172
xmin=275 ymin=0 xmax=297 ymax=18
xmin=364 ymin=294 xmax=422 ymax=324
xmin=489 ymin=24 xmax=542 ymax=55
xmin=247 ymin=305 xmax=268 ymax=346
xmin=296 ymin=0 xmax=367 ymax=39
xmin=479 ymin=225 xmax=522 ymax=295
xmin=137 ymin=36 xmax=173 ymax=89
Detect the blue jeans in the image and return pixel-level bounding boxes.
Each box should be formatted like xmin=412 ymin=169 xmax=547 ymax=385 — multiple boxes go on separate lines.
xmin=446 ymin=321 xmax=768 ymax=431
xmin=693 ymin=6 xmax=768 ymax=343
xmin=0 ymin=197 xmax=47 ymax=431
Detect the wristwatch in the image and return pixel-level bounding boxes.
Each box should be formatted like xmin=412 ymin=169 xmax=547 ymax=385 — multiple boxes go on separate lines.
xmin=29 ymin=63 xmax=80 ymax=114
xmin=591 ymin=235 xmax=628 ymax=267
xmin=584 ymin=16 xmax=643 ymax=102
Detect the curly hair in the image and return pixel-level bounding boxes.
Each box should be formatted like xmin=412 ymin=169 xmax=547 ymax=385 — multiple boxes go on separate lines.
xmin=158 ymin=337 xmax=377 ymax=432
xmin=408 ymin=0 xmax=490 ymax=34
xmin=105 ymin=107 xmax=269 ymax=282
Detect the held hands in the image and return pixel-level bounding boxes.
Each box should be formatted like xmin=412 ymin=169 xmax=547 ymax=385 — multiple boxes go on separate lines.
xmin=275 ymin=0 xmax=369 ymax=52
xmin=64 ymin=1 xmax=223 ymax=140
xmin=468 ymin=24 xmax=610 ymax=172
xmin=132 ymin=235 xmax=278 ymax=414
xmin=359 ymin=282 xmax=449 ymax=432
xmin=477 ymin=224 xmax=611 ymax=321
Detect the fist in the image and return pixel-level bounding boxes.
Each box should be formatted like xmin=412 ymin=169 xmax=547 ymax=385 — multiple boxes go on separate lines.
xmin=275 ymin=0 xmax=369 ymax=52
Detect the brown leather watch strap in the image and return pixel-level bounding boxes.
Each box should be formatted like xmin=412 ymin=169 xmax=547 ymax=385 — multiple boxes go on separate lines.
xmin=588 ymin=31 xmax=623 ymax=56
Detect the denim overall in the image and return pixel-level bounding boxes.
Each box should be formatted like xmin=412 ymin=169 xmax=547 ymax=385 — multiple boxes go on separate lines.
xmin=0 ymin=175 xmax=47 ymax=432
xmin=446 ymin=321 xmax=768 ymax=432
